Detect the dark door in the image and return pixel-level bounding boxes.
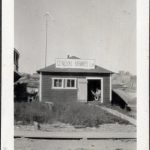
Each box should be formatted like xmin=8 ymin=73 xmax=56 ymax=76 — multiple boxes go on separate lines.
xmin=87 ymin=79 xmax=101 ymax=101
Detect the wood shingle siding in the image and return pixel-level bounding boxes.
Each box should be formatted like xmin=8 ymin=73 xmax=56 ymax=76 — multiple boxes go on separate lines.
xmin=42 ymin=74 xmax=78 ymax=102
xmin=41 ymin=74 xmax=111 ymax=103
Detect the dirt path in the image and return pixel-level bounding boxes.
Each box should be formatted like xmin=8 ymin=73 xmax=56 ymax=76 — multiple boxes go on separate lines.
xmin=14 ymin=123 xmax=136 ymax=139
xmin=15 ymin=138 xmax=136 ymax=150
xmin=15 ymin=130 xmax=136 ymax=139
xmin=14 ymin=123 xmax=136 ymax=150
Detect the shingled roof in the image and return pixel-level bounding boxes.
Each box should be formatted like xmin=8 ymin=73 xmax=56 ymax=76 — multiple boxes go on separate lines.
xmin=37 ymin=56 xmax=113 ymax=74
xmin=37 ymin=64 xmax=113 ymax=74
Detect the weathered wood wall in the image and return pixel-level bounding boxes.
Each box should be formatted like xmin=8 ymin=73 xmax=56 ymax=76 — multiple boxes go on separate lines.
xmin=41 ymin=74 xmax=111 ymax=103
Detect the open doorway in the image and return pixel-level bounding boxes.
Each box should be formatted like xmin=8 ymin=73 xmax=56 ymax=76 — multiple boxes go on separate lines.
xmin=87 ymin=79 xmax=102 ymax=101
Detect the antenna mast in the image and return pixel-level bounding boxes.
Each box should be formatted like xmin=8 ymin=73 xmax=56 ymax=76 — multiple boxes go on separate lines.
xmin=44 ymin=12 xmax=49 ymax=67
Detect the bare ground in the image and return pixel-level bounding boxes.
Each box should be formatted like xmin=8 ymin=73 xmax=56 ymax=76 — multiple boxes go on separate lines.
xmin=15 ymin=122 xmax=136 ymax=132
xmin=15 ymin=138 xmax=136 ymax=150
xmin=14 ymin=123 xmax=136 ymax=150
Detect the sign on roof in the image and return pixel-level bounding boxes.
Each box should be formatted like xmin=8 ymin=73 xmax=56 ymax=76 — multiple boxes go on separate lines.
xmin=56 ymin=58 xmax=95 ymax=69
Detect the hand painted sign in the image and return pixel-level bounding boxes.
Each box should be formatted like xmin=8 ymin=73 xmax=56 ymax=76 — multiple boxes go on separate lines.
xmin=56 ymin=58 xmax=95 ymax=69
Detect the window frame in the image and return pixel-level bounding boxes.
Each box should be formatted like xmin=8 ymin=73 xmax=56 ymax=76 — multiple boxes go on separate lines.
xmin=52 ymin=78 xmax=64 ymax=89
xmin=64 ymin=78 xmax=77 ymax=89
xmin=52 ymin=78 xmax=77 ymax=89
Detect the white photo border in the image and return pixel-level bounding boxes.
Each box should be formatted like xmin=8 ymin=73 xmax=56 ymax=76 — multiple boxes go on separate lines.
xmin=1 ymin=0 xmax=149 ymax=149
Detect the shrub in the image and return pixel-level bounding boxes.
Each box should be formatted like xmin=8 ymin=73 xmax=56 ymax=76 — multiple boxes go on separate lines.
xmin=14 ymin=102 xmax=54 ymax=124
xmin=14 ymin=101 xmax=129 ymax=126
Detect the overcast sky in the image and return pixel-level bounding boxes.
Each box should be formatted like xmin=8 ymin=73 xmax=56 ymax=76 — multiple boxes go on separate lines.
xmin=15 ymin=0 xmax=136 ymax=75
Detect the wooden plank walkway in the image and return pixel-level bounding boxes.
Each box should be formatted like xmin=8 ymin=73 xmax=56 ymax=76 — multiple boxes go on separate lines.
xmin=99 ymin=106 xmax=136 ymax=125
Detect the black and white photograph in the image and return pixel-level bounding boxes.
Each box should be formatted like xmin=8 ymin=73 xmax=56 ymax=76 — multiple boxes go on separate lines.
xmin=1 ymin=0 xmax=149 ymax=150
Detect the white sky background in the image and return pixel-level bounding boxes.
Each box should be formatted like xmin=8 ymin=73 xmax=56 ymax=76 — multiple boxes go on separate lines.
xmin=14 ymin=0 xmax=136 ymax=75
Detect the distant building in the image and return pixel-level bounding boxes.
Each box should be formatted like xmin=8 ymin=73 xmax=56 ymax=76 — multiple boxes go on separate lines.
xmin=14 ymin=48 xmax=19 ymax=71
xmin=126 ymin=75 xmax=136 ymax=90
xmin=26 ymin=74 xmax=39 ymax=102
xmin=14 ymin=48 xmax=21 ymax=82
xmin=15 ymin=73 xmax=39 ymax=102
xmin=112 ymin=72 xmax=131 ymax=85
xmin=112 ymin=71 xmax=136 ymax=91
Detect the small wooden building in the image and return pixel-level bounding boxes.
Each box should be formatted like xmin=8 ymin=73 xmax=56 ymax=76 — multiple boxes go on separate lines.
xmin=37 ymin=57 xmax=113 ymax=104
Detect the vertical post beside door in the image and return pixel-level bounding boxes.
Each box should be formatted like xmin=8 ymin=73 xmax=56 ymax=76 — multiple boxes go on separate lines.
xmin=77 ymin=78 xmax=87 ymax=102
xmin=110 ymin=75 xmax=112 ymax=102
xmin=39 ymin=72 xmax=42 ymax=102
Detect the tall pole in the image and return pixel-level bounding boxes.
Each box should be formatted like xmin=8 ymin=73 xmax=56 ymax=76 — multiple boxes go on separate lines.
xmin=45 ymin=12 xmax=49 ymax=67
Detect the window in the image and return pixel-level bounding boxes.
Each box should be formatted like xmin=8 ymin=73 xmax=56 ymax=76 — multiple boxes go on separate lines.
xmin=52 ymin=78 xmax=76 ymax=89
xmin=52 ymin=78 xmax=63 ymax=88
xmin=65 ymin=79 xmax=76 ymax=88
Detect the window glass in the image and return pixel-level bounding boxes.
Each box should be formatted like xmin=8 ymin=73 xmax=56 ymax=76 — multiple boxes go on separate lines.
xmin=54 ymin=79 xmax=62 ymax=87
xmin=66 ymin=79 xmax=75 ymax=88
xmin=67 ymin=80 xmax=71 ymax=87
xmin=71 ymin=80 xmax=75 ymax=87
xmin=52 ymin=78 xmax=76 ymax=89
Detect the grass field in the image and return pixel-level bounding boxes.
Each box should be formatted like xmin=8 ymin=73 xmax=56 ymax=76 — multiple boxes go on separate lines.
xmin=14 ymin=101 xmax=129 ymax=127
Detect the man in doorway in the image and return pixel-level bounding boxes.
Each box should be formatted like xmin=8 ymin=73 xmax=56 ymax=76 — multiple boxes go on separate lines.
xmin=91 ymin=88 xmax=101 ymax=101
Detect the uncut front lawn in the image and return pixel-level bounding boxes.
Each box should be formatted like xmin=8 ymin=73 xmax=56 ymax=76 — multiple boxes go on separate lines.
xmin=14 ymin=101 xmax=129 ymax=127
